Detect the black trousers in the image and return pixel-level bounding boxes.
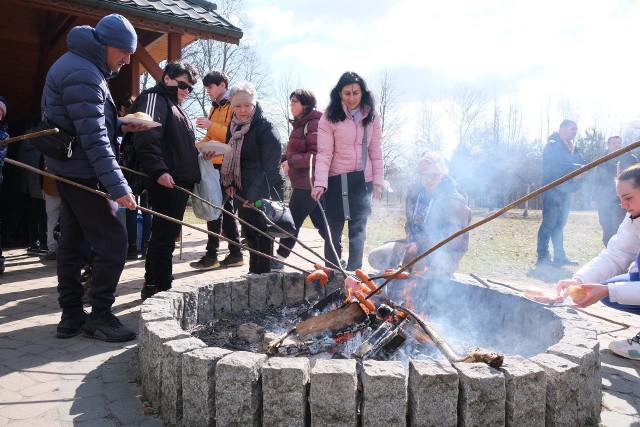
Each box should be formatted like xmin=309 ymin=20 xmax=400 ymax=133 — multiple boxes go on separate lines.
xmin=238 ymin=203 xmax=272 ymax=274
xmin=145 ymin=182 xmax=190 ymax=289
xmin=56 ymin=179 xmax=127 ymax=313
xmin=276 ymin=188 xmax=327 ymax=259
xmin=326 ymin=216 xmax=368 ymax=271
xmin=206 ymin=196 xmax=241 ymax=257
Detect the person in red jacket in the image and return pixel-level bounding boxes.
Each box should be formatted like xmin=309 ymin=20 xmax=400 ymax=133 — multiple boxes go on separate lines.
xmin=272 ymin=89 xmax=328 ymax=271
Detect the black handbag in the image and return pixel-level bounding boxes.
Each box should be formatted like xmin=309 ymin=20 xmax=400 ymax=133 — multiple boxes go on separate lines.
xmin=30 ymin=118 xmax=77 ymax=161
xmin=119 ymin=133 xmax=145 ymax=195
xmin=323 ymin=123 xmax=372 ymax=222
xmin=253 ymin=172 xmax=296 ymax=238
xmin=325 ymin=170 xmax=372 ymax=222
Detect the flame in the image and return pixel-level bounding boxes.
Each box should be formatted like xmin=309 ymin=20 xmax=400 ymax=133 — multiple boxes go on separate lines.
xmin=333 ymin=332 xmax=354 ymax=344
xmin=344 ymin=287 xmax=353 ymax=304
xmin=396 ymin=279 xmax=418 ymax=309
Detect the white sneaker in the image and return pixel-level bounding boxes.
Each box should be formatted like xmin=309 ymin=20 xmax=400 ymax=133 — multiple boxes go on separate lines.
xmin=609 ymin=332 xmax=640 ymax=360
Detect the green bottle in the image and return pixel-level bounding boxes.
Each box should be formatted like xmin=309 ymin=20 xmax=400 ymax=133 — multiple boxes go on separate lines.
xmin=254 ymin=199 xmax=263 ymax=209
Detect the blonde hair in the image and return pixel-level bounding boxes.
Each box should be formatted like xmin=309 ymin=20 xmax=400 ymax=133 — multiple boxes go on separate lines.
xmin=418 ymin=151 xmax=447 ymax=174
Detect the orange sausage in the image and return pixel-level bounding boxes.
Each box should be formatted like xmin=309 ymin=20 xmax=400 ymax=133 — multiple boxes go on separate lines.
xmin=384 ymin=268 xmax=410 ymax=279
xmin=355 ymin=269 xmax=378 ymax=294
xmin=305 ymin=270 xmax=328 ymax=286
xmin=314 ymin=263 xmax=334 ymax=275
xmin=354 ymin=291 xmax=376 ymax=313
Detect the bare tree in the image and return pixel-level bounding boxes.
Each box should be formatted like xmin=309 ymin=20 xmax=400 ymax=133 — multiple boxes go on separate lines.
xmin=268 ymin=65 xmax=301 ymax=139
xmin=376 ymin=68 xmax=405 ymax=177
xmin=445 ymin=84 xmax=486 ymax=147
xmin=413 ymin=98 xmax=442 ymax=157
xmin=591 ymin=105 xmax=622 ymax=142
xmin=181 ymin=0 xmax=271 ymax=118
xmin=539 ymin=93 xmax=552 ymax=144
xmin=492 ymin=94 xmax=501 ymax=146
xmin=556 ymin=97 xmax=580 ymax=124
xmin=504 ymin=90 xmax=524 ymax=146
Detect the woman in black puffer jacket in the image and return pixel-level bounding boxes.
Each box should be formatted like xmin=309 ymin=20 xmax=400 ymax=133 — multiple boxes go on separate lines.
xmin=221 ymin=81 xmax=285 ymax=274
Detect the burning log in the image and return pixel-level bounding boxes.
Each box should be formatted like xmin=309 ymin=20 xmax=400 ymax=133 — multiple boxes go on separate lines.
xmin=296 ymin=302 xmax=369 ymax=340
xmin=385 ymin=300 xmax=504 ymax=368
xmin=354 ymin=320 xmax=406 ymax=360
xmin=265 ymin=301 xmax=370 ymax=355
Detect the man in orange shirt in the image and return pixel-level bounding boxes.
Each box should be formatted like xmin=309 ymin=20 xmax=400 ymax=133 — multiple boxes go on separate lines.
xmin=191 ymin=71 xmax=243 ymax=269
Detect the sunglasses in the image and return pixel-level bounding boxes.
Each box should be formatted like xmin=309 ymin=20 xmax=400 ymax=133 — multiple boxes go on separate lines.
xmin=174 ymin=79 xmax=193 ymax=93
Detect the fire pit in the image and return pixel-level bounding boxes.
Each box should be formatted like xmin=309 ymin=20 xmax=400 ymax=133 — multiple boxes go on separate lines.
xmin=138 ymin=272 xmax=601 ymax=426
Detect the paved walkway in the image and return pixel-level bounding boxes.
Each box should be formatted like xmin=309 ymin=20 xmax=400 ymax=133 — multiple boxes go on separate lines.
xmin=0 ymin=226 xmax=638 ymax=426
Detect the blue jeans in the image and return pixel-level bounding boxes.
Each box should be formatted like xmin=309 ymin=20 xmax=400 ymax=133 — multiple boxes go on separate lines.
xmin=537 ymin=190 xmax=571 ymax=260
xmin=125 ymin=193 xmax=152 ymax=246
xmin=601 ymin=274 xmax=640 ymax=315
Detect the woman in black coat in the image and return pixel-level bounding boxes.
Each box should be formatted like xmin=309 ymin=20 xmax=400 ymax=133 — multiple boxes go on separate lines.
xmin=221 ymin=81 xmax=285 ymax=274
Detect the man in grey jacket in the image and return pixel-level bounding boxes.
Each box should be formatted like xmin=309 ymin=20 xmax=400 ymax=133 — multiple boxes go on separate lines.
xmin=42 ymin=14 xmax=150 ymax=342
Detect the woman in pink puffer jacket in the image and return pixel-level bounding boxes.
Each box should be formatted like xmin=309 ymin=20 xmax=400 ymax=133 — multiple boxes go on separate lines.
xmin=311 ymin=71 xmax=384 ymax=270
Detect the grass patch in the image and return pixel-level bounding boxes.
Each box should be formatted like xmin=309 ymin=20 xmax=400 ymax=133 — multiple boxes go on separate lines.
xmin=186 ymin=202 xmax=604 ymax=286
xmin=337 ymin=204 xmax=602 ymax=285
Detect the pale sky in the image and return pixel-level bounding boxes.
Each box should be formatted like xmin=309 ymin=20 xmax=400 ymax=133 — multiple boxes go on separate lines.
xmin=241 ymin=0 xmax=640 ymax=146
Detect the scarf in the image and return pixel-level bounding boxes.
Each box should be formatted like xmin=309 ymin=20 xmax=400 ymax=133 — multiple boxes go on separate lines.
xmin=412 ymin=187 xmax=433 ymax=231
xmin=562 ymin=139 xmax=575 ymax=156
xmin=221 ymin=111 xmax=255 ymax=190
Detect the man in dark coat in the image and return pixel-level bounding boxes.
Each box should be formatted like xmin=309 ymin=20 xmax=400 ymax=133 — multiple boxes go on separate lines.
xmin=42 ymin=14 xmax=150 ymax=341
xmin=536 ymin=120 xmax=585 ymax=266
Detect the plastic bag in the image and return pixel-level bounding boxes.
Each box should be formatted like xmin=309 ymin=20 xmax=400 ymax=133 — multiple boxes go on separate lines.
xmin=192 ymin=155 xmax=222 ymax=221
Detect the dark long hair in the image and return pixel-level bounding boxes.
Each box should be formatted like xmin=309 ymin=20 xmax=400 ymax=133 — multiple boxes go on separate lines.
xmin=325 ymin=71 xmax=375 ymax=126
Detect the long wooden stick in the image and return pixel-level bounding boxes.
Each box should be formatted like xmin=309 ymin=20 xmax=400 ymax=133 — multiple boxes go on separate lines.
xmin=366 ymin=140 xmax=640 ymax=300
xmin=0 ymin=128 xmax=60 ymax=145
xmin=385 ymin=299 xmax=504 ymax=367
xmin=4 ymin=158 xmax=311 ymax=274
xmin=484 ymin=278 xmax=631 ymax=329
xmin=233 ymin=192 xmax=338 ymax=270
xmin=307 ymin=153 xmax=348 ymax=275
xmin=120 ymin=165 xmax=322 ymax=268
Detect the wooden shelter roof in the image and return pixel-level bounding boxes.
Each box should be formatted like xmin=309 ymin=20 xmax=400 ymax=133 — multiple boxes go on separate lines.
xmin=0 ymin=0 xmax=242 ymax=131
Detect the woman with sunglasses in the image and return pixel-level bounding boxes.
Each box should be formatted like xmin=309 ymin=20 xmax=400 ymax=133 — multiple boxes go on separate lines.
xmin=132 ymin=60 xmax=210 ymax=299
xmin=368 ymin=151 xmax=471 ymax=277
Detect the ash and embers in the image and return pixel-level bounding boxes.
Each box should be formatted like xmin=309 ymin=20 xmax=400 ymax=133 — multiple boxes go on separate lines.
xmin=190 ymin=286 xmax=477 ymax=362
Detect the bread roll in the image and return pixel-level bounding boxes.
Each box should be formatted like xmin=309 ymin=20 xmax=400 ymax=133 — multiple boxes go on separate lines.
xmin=568 ymin=285 xmax=588 ymax=302
xmin=125 ymin=112 xmax=153 ymax=121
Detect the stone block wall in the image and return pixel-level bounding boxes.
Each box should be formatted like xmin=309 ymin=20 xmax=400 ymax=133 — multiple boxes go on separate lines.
xmin=138 ymin=273 xmax=601 ymax=426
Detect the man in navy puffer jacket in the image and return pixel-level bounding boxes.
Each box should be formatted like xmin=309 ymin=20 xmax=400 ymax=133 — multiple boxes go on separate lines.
xmin=42 ymin=14 xmax=150 ymax=342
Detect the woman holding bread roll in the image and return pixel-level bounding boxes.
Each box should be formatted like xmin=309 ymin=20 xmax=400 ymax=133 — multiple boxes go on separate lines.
xmin=556 ymin=163 xmax=640 ymax=360
xmin=132 ymin=60 xmax=213 ymax=299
